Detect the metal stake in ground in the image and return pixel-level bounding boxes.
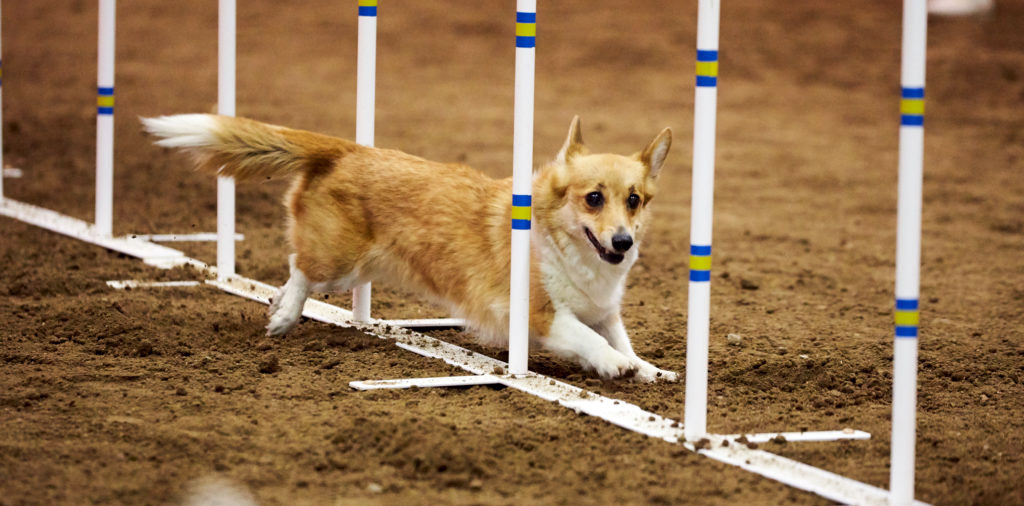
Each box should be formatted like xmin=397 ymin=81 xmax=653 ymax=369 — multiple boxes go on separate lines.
xmin=891 ymin=0 xmax=927 ymax=504
xmin=684 ymin=0 xmax=720 ymax=441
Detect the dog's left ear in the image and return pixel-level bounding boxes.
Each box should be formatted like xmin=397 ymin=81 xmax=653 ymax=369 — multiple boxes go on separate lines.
xmin=639 ymin=127 xmax=672 ymax=179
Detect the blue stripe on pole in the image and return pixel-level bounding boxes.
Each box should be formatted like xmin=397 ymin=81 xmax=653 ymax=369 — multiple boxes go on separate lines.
xmin=696 ymin=75 xmax=717 ymax=87
xmin=358 ymin=6 xmax=377 ymax=16
xmin=516 ymin=12 xmax=536 ymax=23
xmin=690 ymin=244 xmax=711 ymax=282
xmin=511 ymin=219 xmax=531 ymax=230
xmin=516 ymin=36 xmax=536 ymax=48
xmin=901 ymin=87 xmax=925 ymax=99
xmin=895 ymin=298 xmax=919 ymax=310
xmin=901 ymin=115 xmax=924 ymax=126
xmin=690 ymin=244 xmax=712 ymax=256
xmin=696 ymin=49 xmax=718 ymax=62
xmin=895 ymin=326 xmax=918 ymax=338
xmin=97 ymin=87 xmax=114 ymax=115
xmin=512 ymin=194 xmax=531 ymax=206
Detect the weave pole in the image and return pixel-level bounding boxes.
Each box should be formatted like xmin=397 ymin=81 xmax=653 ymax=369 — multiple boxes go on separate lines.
xmin=508 ymin=0 xmax=536 ymax=376
xmin=0 ymin=0 xmax=4 ymax=202
xmin=216 ymin=0 xmax=236 ymax=279
xmin=351 ymin=0 xmax=377 ymax=322
xmin=890 ymin=0 xmax=927 ymax=504
xmin=95 ymin=0 xmax=115 ymax=236
xmin=683 ymin=0 xmax=720 ymax=441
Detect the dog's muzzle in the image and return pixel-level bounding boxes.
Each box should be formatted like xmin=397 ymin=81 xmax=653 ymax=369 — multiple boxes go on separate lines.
xmin=584 ymin=227 xmax=625 ymax=265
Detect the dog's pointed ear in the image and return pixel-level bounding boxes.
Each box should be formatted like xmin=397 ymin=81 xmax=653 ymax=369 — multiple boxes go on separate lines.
xmin=640 ymin=127 xmax=672 ymax=179
xmin=556 ymin=115 xmax=586 ymax=163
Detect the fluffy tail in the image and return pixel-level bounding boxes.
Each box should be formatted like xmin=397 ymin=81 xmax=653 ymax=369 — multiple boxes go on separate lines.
xmin=141 ymin=114 xmax=360 ymax=181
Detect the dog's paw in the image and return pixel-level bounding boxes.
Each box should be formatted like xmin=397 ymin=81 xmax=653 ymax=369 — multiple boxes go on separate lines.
xmin=589 ymin=348 xmax=637 ymax=380
xmin=266 ymin=298 xmax=302 ymax=337
xmin=265 ymin=311 xmax=299 ymax=336
xmin=631 ymin=359 xmax=679 ymax=383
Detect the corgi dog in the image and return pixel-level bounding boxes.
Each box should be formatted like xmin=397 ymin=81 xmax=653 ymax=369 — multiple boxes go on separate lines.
xmin=142 ymin=114 xmax=676 ymax=382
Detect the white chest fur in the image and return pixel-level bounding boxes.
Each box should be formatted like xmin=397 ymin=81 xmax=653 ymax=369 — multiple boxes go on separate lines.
xmin=536 ymin=228 xmax=635 ymax=327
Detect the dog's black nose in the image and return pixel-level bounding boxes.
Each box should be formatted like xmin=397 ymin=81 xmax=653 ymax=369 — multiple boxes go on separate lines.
xmin=611 ymin=233 xmax=633 ymax=253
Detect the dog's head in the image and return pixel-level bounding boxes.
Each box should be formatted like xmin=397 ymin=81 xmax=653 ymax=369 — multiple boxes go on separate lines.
xmin=536 ymin=116 xmax=671 ymax=266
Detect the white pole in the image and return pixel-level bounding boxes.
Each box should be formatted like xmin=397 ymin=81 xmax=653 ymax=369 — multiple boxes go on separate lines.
xmin=890 ymin=0 xmax=926 ymax=504
xmin=683 ymin=0 xmax=720 ymax=442
xmin=217 ymin=0 xmax=236 ymax=280
xmin=508 ymin=0 xmax=536 ymax=376
xmin=351 ymin=0 xmax=377 ymax=322
xmin=95 ymin=0 xmax=116 ymax=236
xmin=0 ymin=0 xmax=4 ymax=203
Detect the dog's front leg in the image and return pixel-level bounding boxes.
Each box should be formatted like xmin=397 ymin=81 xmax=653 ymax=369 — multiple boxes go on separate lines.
xmin=266 ymin=254 xmax=311 ymax=336
xmin=542 ymin=311 xmax=637 ymax=379
xmin=593 ymin=315 xmax=678 ymax=383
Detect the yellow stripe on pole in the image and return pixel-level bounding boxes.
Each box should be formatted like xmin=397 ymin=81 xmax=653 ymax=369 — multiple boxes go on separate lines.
xmin=516 ymin=22 xmax=536 ymax=37
xmin=689 ymin=255 xmax=712 ymax=271
xmin=511 ymin=206 xmax=531 ymax=221
xmin=900 ymin=98 xmax=924 ymax=115
xmin=695 ymin=60 xmax=718 ymax=77
xmin=894 ymin=310 xmax=920 ymax=326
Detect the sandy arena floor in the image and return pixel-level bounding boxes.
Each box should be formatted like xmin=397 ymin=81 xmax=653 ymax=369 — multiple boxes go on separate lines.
xmin=1 ymin=1 xmax=1022 ymax=505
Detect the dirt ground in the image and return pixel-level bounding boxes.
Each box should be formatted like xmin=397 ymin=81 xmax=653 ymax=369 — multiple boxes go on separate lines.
xmin=1 ymin=1 xmax=1022 ymax=505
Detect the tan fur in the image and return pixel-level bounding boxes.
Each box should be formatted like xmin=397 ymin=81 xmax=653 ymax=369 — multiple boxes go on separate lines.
xmin=144 ymin=114 xmax=674 ymax=380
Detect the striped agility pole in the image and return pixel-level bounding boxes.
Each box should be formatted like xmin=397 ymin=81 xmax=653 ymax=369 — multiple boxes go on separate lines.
xmin=684 ymin=0 xmax=720 ymax=442
xmin=508 ymin=0 xmax=536 ymax=376
xmin=351 ymin=0 xmax=377 ymax=322
xmin=95 ymin=0 xmax=115 ymax=236
xmin=217 ymin=0 xmax=237 ymax=279
xmin=890 ymin=0 xmax=927 ymax=504
xmin=0 ymin=0 xmax=4 ymax=202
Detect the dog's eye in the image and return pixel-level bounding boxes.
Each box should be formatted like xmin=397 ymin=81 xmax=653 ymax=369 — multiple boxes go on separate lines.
xmin=585 ymin=191 xmax=604 ymax=208
xmin=627 ymin=193 xmax=641 ymax=209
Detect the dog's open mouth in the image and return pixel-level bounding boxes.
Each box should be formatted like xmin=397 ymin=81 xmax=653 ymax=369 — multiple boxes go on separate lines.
xmin=584 ymin=227 xmax=625 ymax=265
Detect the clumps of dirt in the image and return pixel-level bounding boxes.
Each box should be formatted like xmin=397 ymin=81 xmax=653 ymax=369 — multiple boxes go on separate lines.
xmin=257 ymin=355 xmax=280 ymax=374
xmin=329 ymin=414 xmax=493 ymax=484
xmin=735 ymin=435 xmax=759 ymax=450
xmin=323 ymin=327 xmax=386 ymax=351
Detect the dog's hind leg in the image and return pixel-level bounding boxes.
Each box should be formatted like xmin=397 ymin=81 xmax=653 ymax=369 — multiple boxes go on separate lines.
xmin=267 ymin=254 xmax=312 ymax=336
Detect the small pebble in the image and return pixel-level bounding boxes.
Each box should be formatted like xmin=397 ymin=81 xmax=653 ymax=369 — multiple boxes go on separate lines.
xmin=727 ymin=333 xmax=742 ymax=346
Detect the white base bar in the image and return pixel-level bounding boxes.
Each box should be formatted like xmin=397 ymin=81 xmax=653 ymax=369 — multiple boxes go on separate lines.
xmin=4 ymin=200 xmax=934 ymax=506
xmin=378 ymin=318 xmax=465 ymax=329
xmin=692 ymin=434 xmax=931 ymax=506
xmin=3 ymin=168 xmax=22 ymax=178
xmin=350 ymin=375 xmax=502 ymax=391
xmin=132 ymin=232 xmax=244 ymax=242
xmin=719 ymin=429 xmax=871 ymax=444
xmin=106 ymin=280 xmax=202 ymax=289
xmin=1 ymin=199 xmax=186 ymax=267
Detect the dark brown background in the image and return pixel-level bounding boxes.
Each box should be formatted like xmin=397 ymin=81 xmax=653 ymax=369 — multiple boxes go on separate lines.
xmin=1 ymin=1 xmax=1021 ymax=505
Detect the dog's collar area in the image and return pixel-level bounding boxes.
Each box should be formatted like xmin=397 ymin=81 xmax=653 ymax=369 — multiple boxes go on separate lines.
xmin=584 ymin=227 xmax=625 ymax=265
